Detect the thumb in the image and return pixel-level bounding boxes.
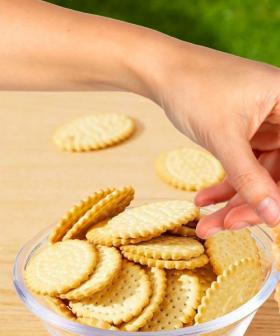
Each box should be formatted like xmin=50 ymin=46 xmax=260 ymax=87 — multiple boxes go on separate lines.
xmin=213 ymin=133 xmax=280 ymax=227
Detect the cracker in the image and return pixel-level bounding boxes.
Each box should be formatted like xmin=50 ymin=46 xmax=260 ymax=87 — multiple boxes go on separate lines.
xmin=169 ymin=225 xmax=197 ymax=237
xmin=77 ymin=316 xmax=118 ymax=330
xmin=45 ymin=296 xmax=76 ymax=320
xmin=194 ymin=258 xmax=263 ymax=324
xmin=49 ymin=187 xmax=114 ymax=243
xmin=53 ymin=113 xmax=135 ymax=152
xmin=205 ymin=228 xmax=260 ymax=275
xmin=86 ymin=200 xmax=199 ymax=245
xmin=25 ymin=240 xmax=97 ymax=295
xmin=63 ymin=186 xmax=134 ymax=240
xmin=70 ymin=261 xmax=151 ymax=325
xmin=156 ymin=148 xmax=225 ymax=191
xmin=122 ymin=251 xmax=209 ymax=270
xmin=190 ymin=264 xmax=216 ymax=294
xmin=61 ymin=246 xmax=122 ymax=300
xmin=141 ymin=270 xmax=202 ymax=331
xmin=122 ymin=268 xmax=166 ymax=331
xmin=120 ymin=235 xmax=204 ymax=260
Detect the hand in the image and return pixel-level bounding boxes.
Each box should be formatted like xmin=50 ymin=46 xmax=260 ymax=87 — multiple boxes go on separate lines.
xmin=151 ymin=42 xmax=280 ymax=238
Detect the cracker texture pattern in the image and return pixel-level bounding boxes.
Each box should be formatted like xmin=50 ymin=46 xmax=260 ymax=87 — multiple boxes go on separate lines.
xmin=156 ymin=148 xmax=225 ymax=191
xmin=49 ymin=187 xmax=114 ymax=243
xmin=45 ymin=297 xmax=76 ymax=320
xmin=142 ymin=270 xmax=202 ymax=331
xmin=61 ymin=246 xmax=122 ymax=300
xmin=122 ymin=268 xmax=166 ymax=331
xmin=53 ymin=113 xmax=135 ymax=152
xmin=205 ymin=228 xmax=260 ymax=274
xmin=86 ymin=200 xmax=199 ymax=245
xmin=70 ymin=261 xmax=151 ymax=325
xmin=25 ymin=240 xmax=97 ymax=295
xmin=120 ymin=235 xmax=204 ymax=260
xmin=122 ymin=251 xmax=209 ymax=270
xmin=194 ymin=258 xmax=263 ymax=323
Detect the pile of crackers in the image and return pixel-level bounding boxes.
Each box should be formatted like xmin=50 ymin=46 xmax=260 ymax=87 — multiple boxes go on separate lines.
xmin=24 ymin=186 xmax=265 ymax=332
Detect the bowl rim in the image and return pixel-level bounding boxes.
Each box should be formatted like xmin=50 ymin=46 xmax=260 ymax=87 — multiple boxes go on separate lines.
xmin=13 ymin=212 xmax=279 ymax=335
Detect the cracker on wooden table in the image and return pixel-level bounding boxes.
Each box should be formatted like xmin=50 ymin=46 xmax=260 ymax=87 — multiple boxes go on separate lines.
xmin=25 ymin=240 xmax=97 ymax=296
xmin=169 ymin=225 xmax=197 ymax=237
xmin=45 ymin=297 xmax=76 ymax=320
xmin=122 ymin=268 xmax=166 ymax=331
xmin=122 ymin=251 xmax=209 ymax=270
xmin=156 ymin=147 xmax=225 ymax=191
xmin=61 ymin=246 xmax=122 ymax=300
xmin=194 ymin=258 xmax=263 ymax=324
xmin=205 ymin=228 xmax=260 ymax=275
xmin=120 ymin=235 xmax=204 ymax=260
xmin=63 ymin=186 xmax=134 ymax=240
xmin=49 ymin=187 xmax=114 ymax=243
xmin=141 ymin=270 xmax=202 ymax=331
xmin=70 ymin=261 xmax=151 ymax=325
xmin=77 ymin=316 xmax=118 ymax=330
xmin=86 ymin=200 xmax=199 ymax=246
xmin=53 ymin=113 xmax=135 ymax=152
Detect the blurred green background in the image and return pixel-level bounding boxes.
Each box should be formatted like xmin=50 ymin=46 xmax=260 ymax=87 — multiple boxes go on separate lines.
xmin=49 ymin=0 xmax=280 ymax=66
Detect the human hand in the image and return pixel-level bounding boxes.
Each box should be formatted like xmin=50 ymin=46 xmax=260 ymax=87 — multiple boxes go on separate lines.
xmin=152 ymin=42 xmax=280 ymax=238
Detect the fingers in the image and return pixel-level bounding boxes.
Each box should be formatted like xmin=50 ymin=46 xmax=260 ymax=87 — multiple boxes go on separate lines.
xmin=213 ymin=133 xmax=280 ymax=227
xmin=195 ymin=180 xmax=235 ymax=206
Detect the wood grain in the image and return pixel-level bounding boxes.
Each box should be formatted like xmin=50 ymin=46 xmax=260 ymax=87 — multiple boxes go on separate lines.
xmin=0 ymin=91 xmax=278 ymax=335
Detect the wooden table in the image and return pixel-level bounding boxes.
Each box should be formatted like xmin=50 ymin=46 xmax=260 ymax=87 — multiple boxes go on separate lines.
xmin=0 ymin=92 xmax=279 ymax=335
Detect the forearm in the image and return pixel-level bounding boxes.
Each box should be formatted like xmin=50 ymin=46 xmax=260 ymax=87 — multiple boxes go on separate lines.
xmin=0 ymin=0 xmax=177 ymax=98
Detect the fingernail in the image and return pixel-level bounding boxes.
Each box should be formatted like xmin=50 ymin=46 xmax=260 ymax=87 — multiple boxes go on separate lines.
xmin=229 ymin=221 xmax=249 ymax=230
xmin=256 ymin=197 xmax=280 ymax=226
xmin=201 ymin=227 xmax=223 ymax=239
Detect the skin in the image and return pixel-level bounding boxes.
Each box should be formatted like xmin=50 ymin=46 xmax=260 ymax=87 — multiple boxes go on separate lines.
xmin=1 ymin=0 xmax=280 ymax=238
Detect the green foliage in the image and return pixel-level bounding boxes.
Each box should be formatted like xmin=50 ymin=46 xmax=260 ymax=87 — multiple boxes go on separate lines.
xmin=49 ymin=0 xmax=280 ymax=66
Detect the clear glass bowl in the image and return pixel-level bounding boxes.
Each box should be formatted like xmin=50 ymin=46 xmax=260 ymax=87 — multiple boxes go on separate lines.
xmin=13 ymin=214 xmax=279 ymax=336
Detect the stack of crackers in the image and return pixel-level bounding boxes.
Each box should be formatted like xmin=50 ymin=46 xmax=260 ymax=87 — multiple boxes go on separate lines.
xmin=24 ymin=186 xmax=264 ymax=332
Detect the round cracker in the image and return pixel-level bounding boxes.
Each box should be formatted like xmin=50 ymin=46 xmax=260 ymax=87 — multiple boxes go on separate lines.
xmin=194 ymin=258 xmax=263 ymax=324
xmin=53 ymin=113 xmax=135 ymax=152
xmin=49 ymin=187 xmax=114 ymax=243
xmin=70 ymin=261 xmax=151 ymax=325
xmin=63 ymin=186 xmax=134 ymax=240
xmin=25 ymin=240 xmax=97 ymax=295
xmin=44 ymin=296 xmax=76 ymax=320
xmin=141 ymin=270 xmax=202 ymax=331
xmin=122 ymin=268 xmax=166 ymax=331
xmin=61 ymin=246 xmax=122 ymax=300
xmin=122 ymin=251 xmax=209 ymax=270
xmin=86 ymin=200 xmax=199 ymax=245
xmin=190 ymin=264 xmax=216 ymax=294
xmin=120 ymin=235 xmax=204 ymax=260
xmin=169 ymin=225 xmax=197 ymax=237
xmin=205 ymin=228 xmax=260 ymax=275
xmin=156 ymin=148 xmax=225 ymax=191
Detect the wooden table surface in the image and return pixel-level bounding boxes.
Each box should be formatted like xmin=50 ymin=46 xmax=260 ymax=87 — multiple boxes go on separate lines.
xmin=0 ymin=91 xmax=279 ymax=335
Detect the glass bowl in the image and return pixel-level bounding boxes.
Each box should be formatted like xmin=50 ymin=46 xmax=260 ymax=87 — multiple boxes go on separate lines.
xmin=13 ymin=209 xmax=279 ymax=336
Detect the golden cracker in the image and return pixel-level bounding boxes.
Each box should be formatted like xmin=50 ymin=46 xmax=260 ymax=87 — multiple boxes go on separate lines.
xmin=120 ymin=235 xmax=204 ymax=260
xmin=77 ymin=316 xmax=118 ymax=330
xmin=49 ymin=188 xmax=114 ymax=243
xmin=53 ymin=113 xmax=135 ymax=152
xmin=194 ymin=258 xmax=263 ymax=324
xmin=63 ymin=186 xmax=134 ymax=240
xmin=190 ymin=264 xmax=216 ymax=294
xmin=205 ymin=228 xmax=260 ymax=275
xmin=61 ymin=246 xmax=122 ymax=300
xmin=25 ymin=240 xmax=97 ymax=295
xmin=169 ymin=225 xmax=197 ymax=237
xmin=122 ymin=268 xmax=166 ymax=331
xmin=141 ymin=270 xmax=202 ymax=331
xmin=45 ymin=296 xmax=76 ymax=320
xmin=86 ymin=200 xmax=199 ymax=245
xmin=156 ymin=148 xmax=225 ymax=191
xmin=70 ymin=261 xmax=151 ymax=325
xmin=122 ymin=251 xmax=209 ymax=270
